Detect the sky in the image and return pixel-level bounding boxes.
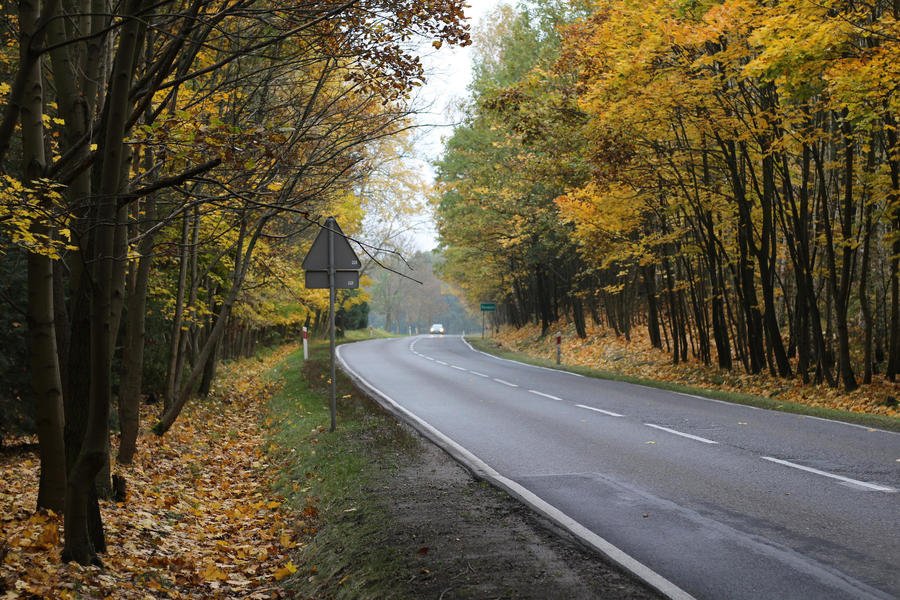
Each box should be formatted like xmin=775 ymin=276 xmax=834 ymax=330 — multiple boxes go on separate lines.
xmin=405 ymin=0 xmax=508 ymax=250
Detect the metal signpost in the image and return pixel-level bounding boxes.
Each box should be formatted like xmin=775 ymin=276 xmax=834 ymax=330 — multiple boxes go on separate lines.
xmin=480 ymin=302 xmax=496 ymax=338
xmin=302 ymin=217 xmax=360 ymax=432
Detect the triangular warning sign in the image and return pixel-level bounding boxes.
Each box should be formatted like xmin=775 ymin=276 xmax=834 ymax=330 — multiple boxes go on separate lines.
xmin=302 ymin=217 xmax=361 ymax=271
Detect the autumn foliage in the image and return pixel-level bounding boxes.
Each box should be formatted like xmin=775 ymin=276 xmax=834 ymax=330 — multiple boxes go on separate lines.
xmin=493 ymin=322 xmax=900 ymax=419
xmin=1 ymin=347 xmax=302 ymax=598
xmin=436 ymin=0 xmax=900 ymax=399
xmin=0 ymin=0 xmax=469 ymax=571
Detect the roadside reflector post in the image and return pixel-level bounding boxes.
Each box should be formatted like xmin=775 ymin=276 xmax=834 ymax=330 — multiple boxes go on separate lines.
xmin=556 ymin=331 xmax=562 ymax=365
xmin=302 ymin=326 xmax=308 ymax=360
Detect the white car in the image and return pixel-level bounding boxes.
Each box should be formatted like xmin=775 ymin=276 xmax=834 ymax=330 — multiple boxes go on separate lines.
xmin=429 ymin=323 xmax=445 ymax=335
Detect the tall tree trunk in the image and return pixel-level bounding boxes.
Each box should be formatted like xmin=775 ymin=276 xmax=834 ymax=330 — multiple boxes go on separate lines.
xmin=21 ymin=0 xmax=66 ymax=512
xmin=884 ymin=113 xmax=900 ymax=380
xmin=154 ymin=214 xmax=267 ymax=435
xmin=63 ymin=0 xmax=144 ymax=565
xmin=117 ymin=201 xmax=156 ymax=464
xmin=165 ymin=211 xmax=190 ymax=408
xmin=641 ymin=264 xmax=662 ymax=349
xmin=815 ymin=121 xmax=858 ymax=392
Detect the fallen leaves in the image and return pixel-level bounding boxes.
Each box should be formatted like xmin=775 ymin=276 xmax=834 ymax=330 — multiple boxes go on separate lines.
xmin=272 ymin=561 xmax=297 ymax=581
xmin=495 ymin=322 xmax=900 ymax=418
xmin=0 ymin=344 xmax=304 ymax=598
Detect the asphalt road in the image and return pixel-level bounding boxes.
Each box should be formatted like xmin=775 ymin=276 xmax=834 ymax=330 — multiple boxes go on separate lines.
xmin=337 ymin=335 xmax=900 ymax=600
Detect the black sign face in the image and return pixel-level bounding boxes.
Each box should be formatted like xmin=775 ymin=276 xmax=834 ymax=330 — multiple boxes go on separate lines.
xmin=301 ymin=217 xmax=361 ymax=271
xmin=305 ymin=270 xmax=359 ymax=289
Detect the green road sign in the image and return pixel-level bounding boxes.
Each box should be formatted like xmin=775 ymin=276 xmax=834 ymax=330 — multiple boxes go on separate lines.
xmin=480 ymin=302 xmax=496 ymax=312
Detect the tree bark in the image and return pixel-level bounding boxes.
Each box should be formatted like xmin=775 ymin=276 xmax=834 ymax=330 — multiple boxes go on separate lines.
xmin=21 ymin=0 xmax=67 ymax=512
xmin=154 ymin=214 xmax=267 ymax=435
xmin=63 ymin=0 xmax=145 ymax=565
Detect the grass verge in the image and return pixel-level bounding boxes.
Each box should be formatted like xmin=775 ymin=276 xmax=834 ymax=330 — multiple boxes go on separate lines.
xmin=468 ymin=337 xmax=900 ymax=432
xmin=265 ymin=339 xmax=419 ymax=599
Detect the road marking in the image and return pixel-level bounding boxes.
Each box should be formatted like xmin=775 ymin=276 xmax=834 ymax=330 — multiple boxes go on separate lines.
xmin=675 ymin=391 xmax=761 ymax=411
xmin=469 ymin=371 xmax=489 ymax=378
xmin=576 ymin=404 xmax=624 ymax=417
xmin=644 ymin=424 xmax=718 ymax=445
xmin=451 ymin=365 xmax=467 ymax=371
xmin=335 ymin=344 xmax=696 ymax=600
xmin=460 ymin=336 xmax=585 ymax=377
xmin=436 ymin=360 xmax=448 ymax=366
xmin=801 ymin=415 xmax=900 ymax=435
xmin=424 ymin=357 xmax=435 ymax=361
xmin=529 ymin=390 xmax=563 ymax=401
xmin=761 ymin=457 xmax=897 ymax=493
xmin=493 ymin=378 xmax=518 ymax=387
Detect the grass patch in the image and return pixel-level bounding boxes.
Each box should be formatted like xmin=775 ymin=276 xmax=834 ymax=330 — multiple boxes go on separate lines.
xmin=468 ymin=337 xmax=900 ymax=432
xmin=265 ymin=338 xmax=419 ymax=599
xmin=341 ymin=327 xmax=399 ymax=341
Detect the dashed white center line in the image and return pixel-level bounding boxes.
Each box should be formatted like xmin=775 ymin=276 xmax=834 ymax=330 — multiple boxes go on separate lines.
xmin=470 ymin=371 xmax=489 ymax=378
xmin=529 ymin=390 xmax=563 ymax=401
xmin=645 ymin=423 xmax=718 ymax=444
xmin=761 ymin=457 xmax=897 ymax=492
xmin=493 ymin=378 xmax=518 ymax=387
xmin=451 ymin=365 xmax=466 ymax=371
xmin=576 ymin=404 xmax=624 ymax=417
xmin=436 ymin=360 xmax=448 ymax=365
xmin=424 ymin=357 xmax=435 ymax=361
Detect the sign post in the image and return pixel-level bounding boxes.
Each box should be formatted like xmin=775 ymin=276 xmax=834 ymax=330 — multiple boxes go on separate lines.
xmin=302 ymin=326 xmax=308 ymax=360
xmin=480 ymin=302 xmax=496 ymax=339
xmin=303 ymin=217 xmax=360 ymax=432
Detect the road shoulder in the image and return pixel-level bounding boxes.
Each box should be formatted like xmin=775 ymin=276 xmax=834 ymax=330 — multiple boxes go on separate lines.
xmin=271 ymin=344 xmax=662 ymax=599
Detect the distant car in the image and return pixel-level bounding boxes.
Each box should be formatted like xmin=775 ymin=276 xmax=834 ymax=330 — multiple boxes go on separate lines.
xmin=429 ymin=323 xmax=445 ymax=335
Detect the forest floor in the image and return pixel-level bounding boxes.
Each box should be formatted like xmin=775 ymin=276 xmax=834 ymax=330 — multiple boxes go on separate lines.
xmin=1 ymin=333 xmax=662 ymax=599
xmin=477 ymin=321 xmax=899 ymax=427
xmin=1 ymin=345 xmax=301 ymax=598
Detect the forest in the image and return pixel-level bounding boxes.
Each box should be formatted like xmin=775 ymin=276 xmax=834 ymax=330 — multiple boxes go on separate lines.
xmin=0 ymin=0 xmax=469 ymax=569
xmin=436 ymin=0 xmax=900 ymax=393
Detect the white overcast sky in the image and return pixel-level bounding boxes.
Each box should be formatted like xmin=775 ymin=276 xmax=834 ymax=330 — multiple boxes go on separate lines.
xmin=405 ymin=0 xmax=509 ymax=250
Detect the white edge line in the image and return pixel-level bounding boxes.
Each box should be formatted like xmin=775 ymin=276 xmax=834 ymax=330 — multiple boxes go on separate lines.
xmin=761 ymin=456 xmax=897 ymax=493
xmin=803 ymin=415 xmax=869 ymax=430
xmin=644 ymin=424 xmax=718 ymax=445
xmin=528 ymin=390 xmax=564 ymax=401
xmin=460 ymin=335 xmax=585 ymax=377
xmin=675 ymin=391 xmax=761 ymax=411
xmin=802 ymin=415 xmax=900 ymax=436
xmin=493 ymin=378 xmax=518 ymax=387
xmin=335 ymin=344 xmax=696 ymax=600
xmin=459 ymin=337 xmax=900 ymax=437
xmin=576 ymin=404 xmax=624 ymax=418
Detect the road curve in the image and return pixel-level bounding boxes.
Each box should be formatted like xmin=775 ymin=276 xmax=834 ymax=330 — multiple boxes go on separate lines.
xmin=337 ymin=335 xmax=900 ymax=600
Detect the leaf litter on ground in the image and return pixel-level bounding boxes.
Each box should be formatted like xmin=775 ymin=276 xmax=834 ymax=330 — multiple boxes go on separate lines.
xmin=493 ymin=322 xmax=899 ymax=418
xmin=1 ymin=345 xmax=303 ymax=599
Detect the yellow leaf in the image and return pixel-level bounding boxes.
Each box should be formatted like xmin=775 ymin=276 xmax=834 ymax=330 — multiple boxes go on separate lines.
xmin=273 ymin=561 xmax=297 ymax=581
xmin=201 ymin=563 xmax=228 ymax=582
